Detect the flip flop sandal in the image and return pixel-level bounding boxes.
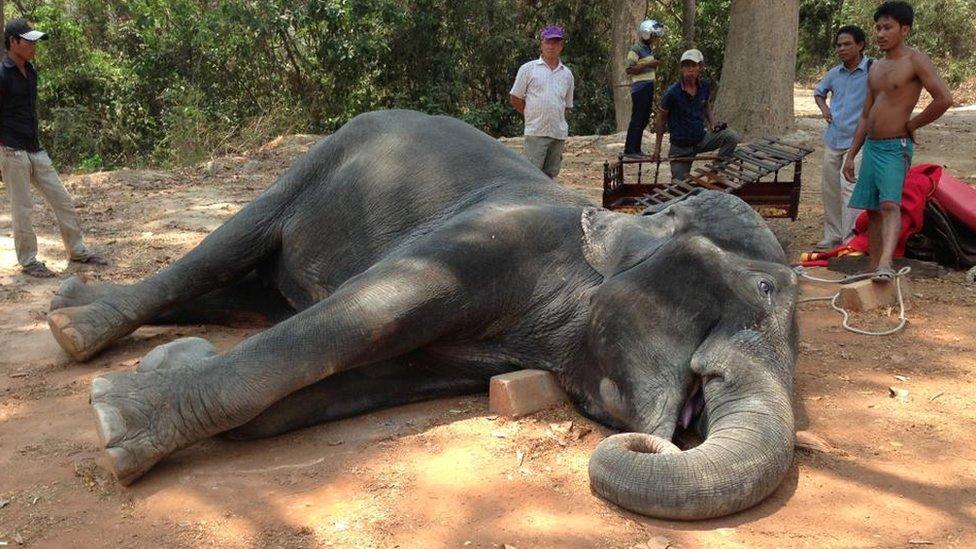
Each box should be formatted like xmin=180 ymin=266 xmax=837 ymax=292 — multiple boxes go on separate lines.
xmin=22 ymin=262 xmax=56 ymax=278
xmin=72 ymin=253 xmax=110 ymax=266
xmin=871 ymin=266 xmax=896 ymax=283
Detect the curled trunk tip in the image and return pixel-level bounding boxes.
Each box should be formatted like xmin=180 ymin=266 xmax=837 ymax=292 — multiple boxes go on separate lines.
xmin=588 ymin=420 xmax=794 ymax=520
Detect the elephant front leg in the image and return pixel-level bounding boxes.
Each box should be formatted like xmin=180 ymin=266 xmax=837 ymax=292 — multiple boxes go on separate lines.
xmin=91 ymin=338 xmax=220 ymax=484
xmin=89 ymin=260 xmax=466 ymax=484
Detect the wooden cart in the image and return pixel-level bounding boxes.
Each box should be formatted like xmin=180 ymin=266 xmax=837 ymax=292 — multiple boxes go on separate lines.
xmin=602 ymin=137 xmax=813 ymax=219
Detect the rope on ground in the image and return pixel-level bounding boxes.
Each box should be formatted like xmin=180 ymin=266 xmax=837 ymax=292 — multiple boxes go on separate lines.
xmin=792 ymin=265 xmax=911 ymax=336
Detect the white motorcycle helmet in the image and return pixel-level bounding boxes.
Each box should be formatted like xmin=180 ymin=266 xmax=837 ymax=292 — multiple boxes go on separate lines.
xmin=638 ymin=19 xmax=665 ymax=41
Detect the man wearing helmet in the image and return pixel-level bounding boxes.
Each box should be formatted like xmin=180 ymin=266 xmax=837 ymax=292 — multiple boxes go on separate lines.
xmin=623 ymin=19 xmax=664 ymax=157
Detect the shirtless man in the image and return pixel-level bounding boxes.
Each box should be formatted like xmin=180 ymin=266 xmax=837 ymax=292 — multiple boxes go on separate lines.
xmin=843 ymin=1 xmax=952 ymax=281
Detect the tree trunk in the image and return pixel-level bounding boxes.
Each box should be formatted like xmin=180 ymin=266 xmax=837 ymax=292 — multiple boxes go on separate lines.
xmin=682 ymin=0 xmax=696 ymax=47
xmin=611 ymin=0 xmax=646 ymax=132
xmin=713 ymin=0 xmax=799 ymax=138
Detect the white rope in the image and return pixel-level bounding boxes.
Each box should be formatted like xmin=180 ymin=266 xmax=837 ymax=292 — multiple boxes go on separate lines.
xmin=793 ymin=265 xmax=911 ymax=336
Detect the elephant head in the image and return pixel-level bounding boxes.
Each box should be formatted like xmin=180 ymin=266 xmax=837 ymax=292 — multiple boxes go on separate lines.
xmin=576 ymin=191 xmax=798 ymax=520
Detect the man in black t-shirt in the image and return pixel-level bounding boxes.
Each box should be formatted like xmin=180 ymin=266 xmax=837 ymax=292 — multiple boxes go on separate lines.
xmin=0 ymin=19 xmax=107 ymax=277
xmin=650 ymin=49 xmax=740 ymax=183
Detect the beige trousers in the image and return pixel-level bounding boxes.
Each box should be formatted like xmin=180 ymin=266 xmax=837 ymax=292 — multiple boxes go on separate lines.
xmin=821 ymin=145 xmax=863 ymax=244
xmin=1 ymin=146 xmax=90 ymax=266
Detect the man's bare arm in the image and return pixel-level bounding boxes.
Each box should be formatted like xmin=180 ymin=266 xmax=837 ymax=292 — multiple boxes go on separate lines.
xmin=907 ymin=51 xmax=953 ymax=139
xmin=509 ymin=94 xmax=525 ymax=114
xmin=814 ymin=94 xmax=832 ymax=123
xmin=704 ymin=103 xmax=717 ymax=131
xmin=651 ymin=107 xmax=669 ymax=161
xmin=843 ymin=85 xmax=875 ymax=182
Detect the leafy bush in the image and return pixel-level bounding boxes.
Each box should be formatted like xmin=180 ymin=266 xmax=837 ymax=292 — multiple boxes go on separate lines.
xmin=10 ymin=0 xmax=975 ymax=170
xmin=798 ymin=0 xmax=976 ymax=84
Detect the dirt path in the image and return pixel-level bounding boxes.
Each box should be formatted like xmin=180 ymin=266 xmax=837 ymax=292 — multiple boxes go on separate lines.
xmin=1 ymin=96 xmax=975 ymax=548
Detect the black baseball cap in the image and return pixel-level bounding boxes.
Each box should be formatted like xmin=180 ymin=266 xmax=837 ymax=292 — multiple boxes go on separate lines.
xmin=4 ymin=19 xmax=48 ymax=42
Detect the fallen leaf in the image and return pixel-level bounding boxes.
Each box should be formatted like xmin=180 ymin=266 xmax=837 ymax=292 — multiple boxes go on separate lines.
xmin=549 ymin=421 xmax=573 ymax=435
xmin=894 ymin=375 xmax=909 ymax=382
xmin=516 ymin=450 xmax=525 ymax=467
xmin=796 ymin=431 xmax=837 ymax=454
xmin=929 ymin=391 xmax=944 ymax=402
xmin=644 ymin=535 xmax=674 ymax=549
xmin=888 ymin=387 xmax=909 ymax=400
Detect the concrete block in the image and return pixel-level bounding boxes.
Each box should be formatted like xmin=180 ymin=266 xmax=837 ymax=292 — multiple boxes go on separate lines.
xmin=489 ymin=369 xmax=569 ymax=418
xmin=838 ymin=277 xmax=912 ymax=312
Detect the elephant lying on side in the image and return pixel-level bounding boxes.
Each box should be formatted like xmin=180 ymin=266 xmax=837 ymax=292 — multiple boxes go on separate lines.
xmin=48 ymin=110 xmax=798 ymax=520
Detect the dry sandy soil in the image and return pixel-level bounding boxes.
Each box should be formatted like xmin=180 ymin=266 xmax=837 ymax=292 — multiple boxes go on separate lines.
xmin=1 ymin=91 xmax=975 ymax=548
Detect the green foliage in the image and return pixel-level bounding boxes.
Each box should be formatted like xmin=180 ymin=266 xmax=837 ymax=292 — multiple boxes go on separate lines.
xmin=16 ymin=0 xmax=617 ymax=169
xmin=7 ymin=0 xmax=975 ymax=169
xmin=798 ymin=0 xmax=976 ymax=84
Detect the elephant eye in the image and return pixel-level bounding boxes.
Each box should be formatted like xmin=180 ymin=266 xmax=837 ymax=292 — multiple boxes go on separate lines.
xmin=757 ymin=279 xmax=775 ymax=303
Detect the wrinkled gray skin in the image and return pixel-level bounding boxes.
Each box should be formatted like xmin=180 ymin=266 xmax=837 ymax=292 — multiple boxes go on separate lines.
xmin=48 ymin=110 xmax=798 ymax=520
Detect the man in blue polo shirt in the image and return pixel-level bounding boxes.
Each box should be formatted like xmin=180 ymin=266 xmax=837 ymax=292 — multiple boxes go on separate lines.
xmin=813 ymin=25 xmax=871 ymax=250
xmin=651 ymin=49 xmax=739 ymax=183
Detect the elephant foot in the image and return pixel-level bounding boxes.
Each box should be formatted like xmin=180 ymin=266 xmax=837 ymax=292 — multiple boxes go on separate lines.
xmin=48 ymin=302 xmax=137 ymax=361
xmin=50 ymin=275 xmax=121 ymax=311
xmin=91 ymin=365 xmax=212 ymax=485
xmin=138 ymin=337 xmax=218 ymax=373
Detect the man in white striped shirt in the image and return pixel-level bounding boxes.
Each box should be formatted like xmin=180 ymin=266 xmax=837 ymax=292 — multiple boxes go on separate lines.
xmin=509 ymin=25 xmax=575 ymax=179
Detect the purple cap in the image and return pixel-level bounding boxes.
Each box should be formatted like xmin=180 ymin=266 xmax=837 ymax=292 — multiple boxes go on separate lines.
xmin=541 ymin=25 xmax=565 ymax=40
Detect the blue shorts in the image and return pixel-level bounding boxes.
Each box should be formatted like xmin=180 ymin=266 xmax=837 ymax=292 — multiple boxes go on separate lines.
xmin=849 ymin=137 xmax=913 ymax=210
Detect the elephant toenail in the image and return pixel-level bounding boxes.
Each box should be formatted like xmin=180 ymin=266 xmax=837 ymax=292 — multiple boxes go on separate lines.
xmin=93 ymin=403 xmax=126 ymax=447
xmin=91 ymin=377 xmax=111 ymax=400
xmin=104 ymin=447 xmax=138 ymax=485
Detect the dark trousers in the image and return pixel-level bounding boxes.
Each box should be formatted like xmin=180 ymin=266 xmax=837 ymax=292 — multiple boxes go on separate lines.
xmin=624 ymin=83 xmax=654 ymax=155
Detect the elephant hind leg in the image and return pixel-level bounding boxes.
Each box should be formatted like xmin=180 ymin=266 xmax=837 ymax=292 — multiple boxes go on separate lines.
xmin=151 ymin=271 xmax=296 ymax=327
xmin=224 ymin=359 xmax=487 ymax=440
xmin=51 ymin=271 xmax=295 ymax=328
xmin=49 ymin=188 xmax=293 ymax=361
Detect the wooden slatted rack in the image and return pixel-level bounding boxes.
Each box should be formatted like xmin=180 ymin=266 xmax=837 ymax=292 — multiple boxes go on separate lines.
xmin=602 ymin=137 xmax=813 ymax=219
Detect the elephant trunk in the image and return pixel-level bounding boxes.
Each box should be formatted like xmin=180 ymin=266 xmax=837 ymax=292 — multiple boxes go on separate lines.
xmin=588 ymin=348 xmax=795 ymax=520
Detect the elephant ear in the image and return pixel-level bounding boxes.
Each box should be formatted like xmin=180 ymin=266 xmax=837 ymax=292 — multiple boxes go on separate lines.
xmin=581 ymin=207 xmax=684 ymax=277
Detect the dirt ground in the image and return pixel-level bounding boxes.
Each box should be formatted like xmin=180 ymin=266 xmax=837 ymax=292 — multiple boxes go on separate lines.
xmin=1 ymin=90 xmax=975 ymax=548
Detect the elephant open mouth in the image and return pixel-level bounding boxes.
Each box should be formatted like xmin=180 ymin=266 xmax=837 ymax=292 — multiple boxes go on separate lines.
xmin=588 ymin=328 xmax=796 ymax=520
xmin=678 ymin=377 xmax=705 ymax=432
